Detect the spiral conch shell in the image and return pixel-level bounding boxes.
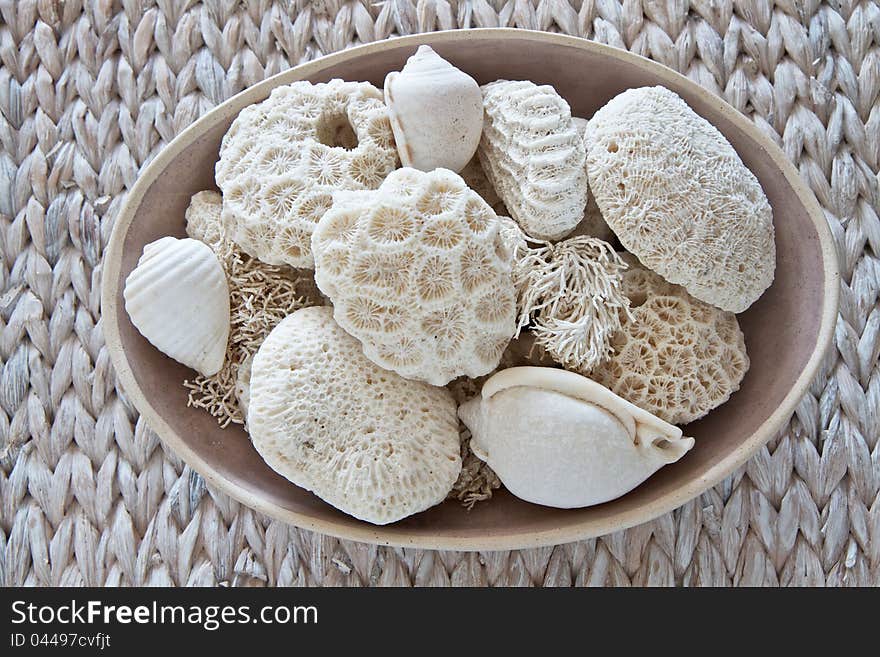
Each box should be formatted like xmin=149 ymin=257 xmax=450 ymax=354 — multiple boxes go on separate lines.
xmin=458 ymin=367 xmax=694 ymax=508
xmin=384 ymin=45 xmax=483 ymax=172
xmin=123 ymin=237 xmax=230 ymax=376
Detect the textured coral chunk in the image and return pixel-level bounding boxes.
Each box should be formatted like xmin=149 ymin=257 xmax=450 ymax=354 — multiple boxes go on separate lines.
xmin=585 ymin=86 xmax=775 ymax=312
xmin=478 ymin=80 xmax=588 ymax=240
xmin=312 ymin=168 xmax=517 ymax=386
xmin=588 ymin=258 xmax=750 ymax=424
xmin=248 ymin=307 xmax=461 ymax=525
xmin=512 ymin=235 xmax=631 ymax=372
xmin=184 ymin=190 xmax=225 ymax=250
xmin=216 ymin=80 xmax=398 ymax=269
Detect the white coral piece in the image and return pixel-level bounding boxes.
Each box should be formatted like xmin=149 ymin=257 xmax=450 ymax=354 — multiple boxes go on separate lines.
xmin=248 ymin=307 xmax=461 ymax=525
xmin=512 ymin=235 xmax=631 ymax=372
xmin=311 ymin=168 xmax=517 ymax=386
xmin=585 ymin=86 xmax=775 ymax=313
xmin=184 ymin=190 xmax=225 ymax=250
xmin=216 ymin=79 xmax=399 ymax=269
xmin=463 ymin=119 xmax=611 ymax=242
xmin=588 ymin=257 xmax=750 ymax=425
xmin=478 ymin=80 xmax=588 ymax=241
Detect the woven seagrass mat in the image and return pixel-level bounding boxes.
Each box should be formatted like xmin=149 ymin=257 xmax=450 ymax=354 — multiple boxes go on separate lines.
xmin=0 ymin=0 xmax=878 ymax=587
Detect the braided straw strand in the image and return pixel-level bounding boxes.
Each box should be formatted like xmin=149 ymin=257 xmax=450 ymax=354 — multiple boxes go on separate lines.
xmin=0 ymin=1 xmax=877 ymax=586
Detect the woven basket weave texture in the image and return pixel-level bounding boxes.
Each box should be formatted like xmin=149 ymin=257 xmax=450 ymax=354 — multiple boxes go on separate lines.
xmin=1 ymin=0 xmax=878 ymax=586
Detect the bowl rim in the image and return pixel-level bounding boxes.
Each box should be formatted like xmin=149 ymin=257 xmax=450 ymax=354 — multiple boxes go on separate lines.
xmin=101 ymin=28 xmax=841 ymax=551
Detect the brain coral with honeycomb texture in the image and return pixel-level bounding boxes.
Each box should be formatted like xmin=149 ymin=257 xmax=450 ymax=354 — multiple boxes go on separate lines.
xmin=311 ymin=168 xmax=518 ymax=386
xmin=215 ymin=79 xmax=399 ymax=269
xmin=589 ymin=259 xmax=749 ymax=425
xmin=585 ymin=86 xmax=775 ymax=313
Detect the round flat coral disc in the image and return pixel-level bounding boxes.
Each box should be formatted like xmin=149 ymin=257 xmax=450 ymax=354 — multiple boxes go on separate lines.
xmin=247 ymin=306 xmax=461 ymax=525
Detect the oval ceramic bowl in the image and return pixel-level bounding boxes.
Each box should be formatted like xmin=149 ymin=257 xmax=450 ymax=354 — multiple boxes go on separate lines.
xmin=102 ymin=29 xmax=839 ymax=550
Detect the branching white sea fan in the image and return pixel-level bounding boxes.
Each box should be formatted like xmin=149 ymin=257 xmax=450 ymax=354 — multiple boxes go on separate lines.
xmin=512 ymin=235 xmax=633 ymax=372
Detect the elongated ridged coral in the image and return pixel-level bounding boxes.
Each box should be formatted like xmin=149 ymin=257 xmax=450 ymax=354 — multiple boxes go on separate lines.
xmin=479 ymin=80 xmax=588 ymax=241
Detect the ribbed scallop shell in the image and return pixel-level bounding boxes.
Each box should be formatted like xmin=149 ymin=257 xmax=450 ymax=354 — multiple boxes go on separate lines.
xmin=124 ymin=237 xmax=230 ymax=376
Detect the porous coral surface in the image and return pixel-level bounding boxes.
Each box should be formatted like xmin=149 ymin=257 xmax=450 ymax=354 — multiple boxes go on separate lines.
xmin=589 ymin=259 xmax=750 ymax=425
xmin=585 ymin=86 xmax=775 ymax=313
xmin=311 ymin=168 xmax=517 ymax=386
xmin=248 ymin=307 xmax=461 ymax=525
xmin=216 ymin=79 xmax=398 ymax=269
xmin=184 ymin=190 xmax=225 ymax=250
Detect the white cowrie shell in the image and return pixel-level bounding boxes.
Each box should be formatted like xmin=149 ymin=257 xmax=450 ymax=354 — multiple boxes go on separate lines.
xmin=459 ymin=366 xmax=694 ymax=508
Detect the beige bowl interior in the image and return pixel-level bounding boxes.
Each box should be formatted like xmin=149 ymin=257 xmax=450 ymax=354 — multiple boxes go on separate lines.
xmin=102 ymin=30 xmax=838 ymax=550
